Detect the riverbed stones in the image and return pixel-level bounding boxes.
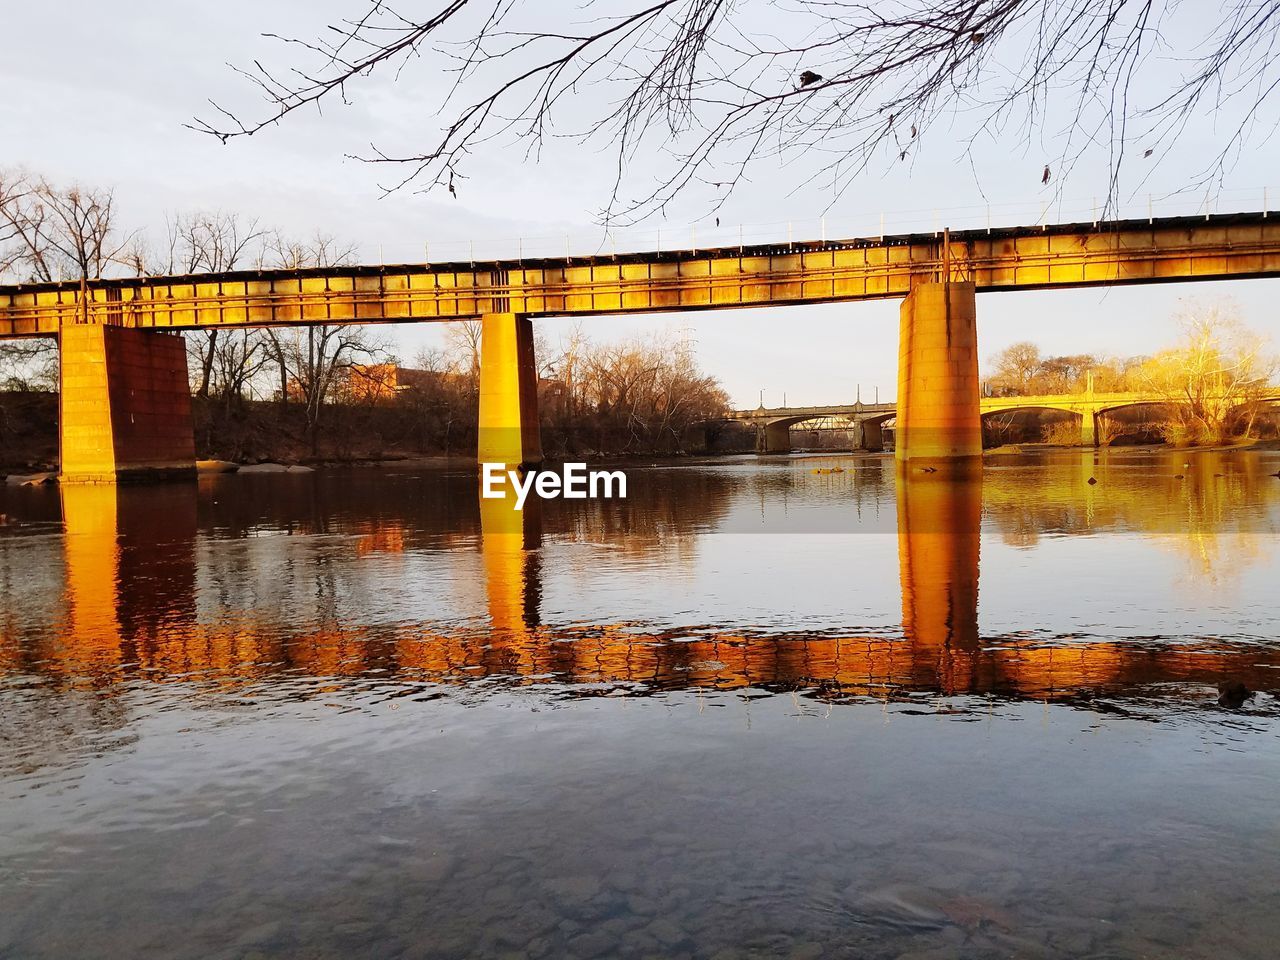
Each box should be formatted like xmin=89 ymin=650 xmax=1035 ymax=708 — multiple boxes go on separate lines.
xmin=237 ymin=462 xmax=289 ymax=473
xmin=5 ymin=472 xmax=54 ymax=486
xmin=197 ymin=459 xmax=239 ymax=473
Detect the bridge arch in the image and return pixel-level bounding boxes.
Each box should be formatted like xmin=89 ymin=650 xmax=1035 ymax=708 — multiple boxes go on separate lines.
xmin=756 ymin=415 xmax=843 ymax=454
xmin=980 ymin=405 xmax=1095 ymax=447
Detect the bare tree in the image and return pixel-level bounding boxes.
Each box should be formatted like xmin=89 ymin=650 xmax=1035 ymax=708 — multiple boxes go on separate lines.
xmin=442 ymin=318 xmax=483 ymax=415
xmin=217 ymin=331 xmax=272 ymax=403
xmin=130 ymin=211 xmax=270 ymax=399
xmin=986 ymin=341 xmax=1042 ymax=395
xmin=261 ymin=230 xmax=359 ymax=272
xmin=256 ymin=233 xmax=389 ymax=452
xmin=564 ymin=330 xmax=727 ymax=452
xmin=278 ymin=324 xmax=393 ymax=453
xmin=0 ymin=172 xmax=131 ymax=318
xmin=193 ymin=1 xmax=1280 ymax=221
xmin=1140 ymin=301 xmax=1277 ymax=444
xmin=0 ymin=338 xmax=58 ymax=392
xmin=258 ymin=232 xmax=361 ymax=408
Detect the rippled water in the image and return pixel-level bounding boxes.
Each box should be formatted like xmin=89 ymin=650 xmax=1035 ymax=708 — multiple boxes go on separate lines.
xmin=2 ymin=449 xmax=1279 ymax=959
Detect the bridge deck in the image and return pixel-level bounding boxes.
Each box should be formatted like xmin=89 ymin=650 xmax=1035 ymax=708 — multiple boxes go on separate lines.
xmin=4 ymin=213 xmax=1280 ymax=338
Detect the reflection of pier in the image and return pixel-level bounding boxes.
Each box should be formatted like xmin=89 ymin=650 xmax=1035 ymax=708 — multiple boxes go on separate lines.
xmin=11 ymin=468 xmax=1275 ymax=709
xmin=61 ymin=483 xmax=197 ymax=661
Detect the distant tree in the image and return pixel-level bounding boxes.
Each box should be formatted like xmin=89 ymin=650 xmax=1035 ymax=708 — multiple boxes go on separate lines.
xmin=0 ymin=171 xmax=131 ymax=321
xmin=0 ymin=338 xmax=57 ymax=392
xmin=1140 ymin=302 xmax=1277 ymax=444
xmin=1090 ymin=355 xmax=1146 ymax=393
xmin=195 ymin=1 xmax=1280 ymax=220
xmin=986 ymin=342 xmax=1041 ymax=395
xmin=400 ymin=345 xmax=473 ymax=453
xmin=1034 ymin=354 xmax=1096 ymax=393
xmin=257 ymin=233 xmax=389 ymax=452
xmin=260 ymin=231 xmax=358 ymax=273
xmin=0 ymin=172 xmax=137 ymax=385
xmin=258 ymin=232 xmax=360 ymax=410
xmin=566 ymin=330 xmax=728 ymax=452
xmin=443 ymin=319 xmax=483 ymax=394
xmin=988 ymin=341 xmax=1143 ymax=396
xmin=133 ymin=211 xmax=269 ymax=400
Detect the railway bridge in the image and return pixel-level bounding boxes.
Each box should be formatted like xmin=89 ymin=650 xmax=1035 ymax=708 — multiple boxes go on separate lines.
xmin=4 ymin=212 xmax=1280 ymax=479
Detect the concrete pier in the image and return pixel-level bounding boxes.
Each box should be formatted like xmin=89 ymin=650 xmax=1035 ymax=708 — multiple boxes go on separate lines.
xmin=895 ymin=281 xmax=981 ymax=473
xmin=477 ymin=312 xmax=542 ymax=470
xmin=59 ymin=325 xmax=196 ymax=483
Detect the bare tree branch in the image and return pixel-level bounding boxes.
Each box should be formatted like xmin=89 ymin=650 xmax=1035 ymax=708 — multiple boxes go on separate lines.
xmin=193 ymin=1 xmax=1280 ymax=221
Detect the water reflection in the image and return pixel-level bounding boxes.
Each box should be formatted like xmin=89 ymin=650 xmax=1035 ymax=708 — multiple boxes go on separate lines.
xmin=897 ymin=473 xmax=982 ymax=689
xmin=60 ymin=483 xmax=198 ymax=658
xmin=2 ymin=451 xmax=1276 ymax=710
xmin=4 ymin=454 xmax=1280 ymax=960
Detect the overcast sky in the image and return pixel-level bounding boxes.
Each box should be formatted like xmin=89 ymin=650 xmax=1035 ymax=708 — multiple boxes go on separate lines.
xmin=3 ymin=2 xmax=1278 ymax=406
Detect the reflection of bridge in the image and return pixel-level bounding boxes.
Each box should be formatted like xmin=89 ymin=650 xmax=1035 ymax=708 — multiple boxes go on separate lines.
xmin=4 ymin=212 xmax=1280 ymax=478
xmin=729 ymin=389 xmax=1280 ymax=453
xmin=5 ymin=460 xmax=1274 ymax=711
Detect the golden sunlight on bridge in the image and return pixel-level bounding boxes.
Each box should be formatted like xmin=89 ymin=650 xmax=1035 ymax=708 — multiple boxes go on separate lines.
xmin=5 ymin=214 xmax=1280 ymax=335
xmin=5 ymin=212 xmax=1280 ymax=479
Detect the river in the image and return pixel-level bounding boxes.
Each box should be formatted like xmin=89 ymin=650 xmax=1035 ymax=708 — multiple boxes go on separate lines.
xmin=2 ymin=449 xmax=1279 ymax=959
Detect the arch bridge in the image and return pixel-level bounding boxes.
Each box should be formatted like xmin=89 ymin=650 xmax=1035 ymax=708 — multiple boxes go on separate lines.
xmin=723 ymin=403 xmax=897 ymax=453
xmin=729 ymin=389 xmax=1280 ymax=453
xmin=4 ymin=211 xmax=1280 ymax=479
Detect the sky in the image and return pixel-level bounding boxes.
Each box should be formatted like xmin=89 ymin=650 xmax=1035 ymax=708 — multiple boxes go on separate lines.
xmin=2 ymin=1 xmax=1278 ymax=408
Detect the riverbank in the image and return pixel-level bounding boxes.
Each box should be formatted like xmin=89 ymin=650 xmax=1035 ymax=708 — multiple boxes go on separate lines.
xmin=0 ymin=392 xmax=754 ymax=475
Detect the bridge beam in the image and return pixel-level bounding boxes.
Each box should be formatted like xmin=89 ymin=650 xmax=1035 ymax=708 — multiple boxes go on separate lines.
xmin=896 ymin=281 xmax=981 ymax=472
xmin=59 ymin=325 xmax=196 ymax=483
xmin=477 ymin=312 xmax=542 ymax=469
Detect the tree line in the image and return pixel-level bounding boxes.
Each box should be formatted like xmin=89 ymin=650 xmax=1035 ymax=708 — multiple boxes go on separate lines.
xmin=406 ymin=322 xmax=730 ymax=457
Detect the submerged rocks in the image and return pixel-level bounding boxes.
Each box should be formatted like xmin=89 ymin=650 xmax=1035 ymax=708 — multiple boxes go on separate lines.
xmin=5 ymin=472 xmax=55 ymax=487
xmin=236 ymin=462 xmax=317 ymax=474
xmin=197 ymin=459 xmax=239 ymax=474
xmin=1217 ymin=680 xmax=1253 ymax=709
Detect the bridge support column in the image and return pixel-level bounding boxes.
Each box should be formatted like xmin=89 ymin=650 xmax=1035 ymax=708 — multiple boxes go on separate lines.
xmin=857 ymin=419 xmax=885 ymax=452
xmin=1081 ymin=411 xmax=1098 ymax=447
xmin=477 ymin=312 xmax=542 ymax=469
xmin=59 ymin=325 xmax=196 ymax=483
xmin=896 ymin=281 xmax=981 ymax=473
xmin=756 ymin=420 xmax=791 ymax=454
